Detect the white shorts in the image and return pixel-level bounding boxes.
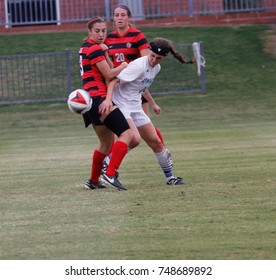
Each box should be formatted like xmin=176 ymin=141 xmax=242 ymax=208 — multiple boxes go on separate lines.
xmin=119 ymin=107 xmax=151 ymax=127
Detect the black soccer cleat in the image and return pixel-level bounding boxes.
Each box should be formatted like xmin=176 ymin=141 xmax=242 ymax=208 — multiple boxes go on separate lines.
xmin=101 ymin=174 xmax=127 ymax=191
xmin=167 ymin=177 xmax=185 ymax=186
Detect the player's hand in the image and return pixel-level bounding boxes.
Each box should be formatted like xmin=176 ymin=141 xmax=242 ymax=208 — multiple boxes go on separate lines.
xmin=100 ymin=44 xmax=108 ymax=53
xmin=152 ymin=104 xmax=161 ymax=115
xmin=121 ymin=62 xmax=128 ymax=69
xmin=99 ymin=99 xmax=113 ymax=115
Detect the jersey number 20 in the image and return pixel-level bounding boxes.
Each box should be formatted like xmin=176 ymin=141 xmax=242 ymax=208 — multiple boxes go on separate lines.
xmin=115 ymin=53 xmax=125 ymax=63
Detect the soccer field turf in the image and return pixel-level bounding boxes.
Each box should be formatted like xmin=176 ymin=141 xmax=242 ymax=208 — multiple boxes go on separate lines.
xmin=0 ymin=25 xmax=276 ymax=260
xmin=0 ymin=92 xmax=275 ymax=260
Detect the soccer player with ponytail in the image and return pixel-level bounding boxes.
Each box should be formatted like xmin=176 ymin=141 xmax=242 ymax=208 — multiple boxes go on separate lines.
xmin=100 ymin=38 xmax=186 ymax=186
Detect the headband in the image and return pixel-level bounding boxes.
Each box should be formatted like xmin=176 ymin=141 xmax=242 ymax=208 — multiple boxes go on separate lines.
xmin=149 ymin=42 xmax=170 ymax=56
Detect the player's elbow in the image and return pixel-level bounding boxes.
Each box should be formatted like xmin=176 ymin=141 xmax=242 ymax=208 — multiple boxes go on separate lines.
xmin=105 ymin=72 xmax=116 ymax=80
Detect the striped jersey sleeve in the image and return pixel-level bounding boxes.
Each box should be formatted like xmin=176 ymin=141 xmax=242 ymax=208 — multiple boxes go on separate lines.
xmin=78 ymin=39 xmax=107 ymax=97
xmin=105 ymin=26 xmax=149 ymax=67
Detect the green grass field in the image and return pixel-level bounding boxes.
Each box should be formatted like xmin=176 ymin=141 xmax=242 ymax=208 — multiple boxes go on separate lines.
xmin=0 ymin=25 xmax=276 ymax=260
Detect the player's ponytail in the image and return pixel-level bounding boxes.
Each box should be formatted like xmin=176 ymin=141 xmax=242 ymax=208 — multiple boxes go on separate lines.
xmin=150 ymin=38 xmax=194 ymax=64
xmin=169 ymin=45 xmax=195 ymax=64
xmin=168 ymin=46 xmax=186 ymax=64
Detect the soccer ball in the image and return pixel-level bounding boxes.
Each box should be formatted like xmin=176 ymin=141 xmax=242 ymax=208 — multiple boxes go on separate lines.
xmin=67 ymin=89 xmax=92 ymax=114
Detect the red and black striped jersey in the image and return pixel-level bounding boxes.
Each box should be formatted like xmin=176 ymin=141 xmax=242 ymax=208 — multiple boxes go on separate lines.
xmin=105 ymin=26 xmax=149 ymax=67
xmin=78 ymin=39 xmax=107 ymax=98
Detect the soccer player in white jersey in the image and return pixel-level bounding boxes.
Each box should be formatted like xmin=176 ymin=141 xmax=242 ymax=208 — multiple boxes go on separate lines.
xmin=99 ymin=37 xmax=186 ymax=186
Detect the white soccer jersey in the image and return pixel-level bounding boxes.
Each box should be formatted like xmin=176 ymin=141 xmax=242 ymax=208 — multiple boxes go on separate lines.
xmin=112 ymin=56 xmax=161 ymax=111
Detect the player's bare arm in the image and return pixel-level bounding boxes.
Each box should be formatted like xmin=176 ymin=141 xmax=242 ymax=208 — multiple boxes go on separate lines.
xmin=142 ymin=91 xmax=161 ymax=115
xmin=96 ymin=60 xmax=127 ymax=81
xmin=100 ymin=43 xmax=114 ymax=69
xmin=99 ymin=78 xmax=120 ymax=115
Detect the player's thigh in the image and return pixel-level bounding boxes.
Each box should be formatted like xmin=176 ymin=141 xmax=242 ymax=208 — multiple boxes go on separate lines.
xmin=93 ymin=124 xmax=113 ymax=153
xmin=127 ymin=118 xmax=141 ymax=148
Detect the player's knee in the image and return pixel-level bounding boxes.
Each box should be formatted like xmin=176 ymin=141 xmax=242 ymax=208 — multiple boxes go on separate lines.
xmin=129 ymin=133 xmax=141 ymax=149
xmin=149 ymin=137 xmax=163 ymax=151
xmin=119 ymin=128 xmax=134 ymax=145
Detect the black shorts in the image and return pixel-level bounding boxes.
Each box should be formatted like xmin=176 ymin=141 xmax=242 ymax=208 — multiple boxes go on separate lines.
xmin=82 ymin=96 xmax=105 ymax=127
xmin=82 ymin=96 xmax=130 ymax=137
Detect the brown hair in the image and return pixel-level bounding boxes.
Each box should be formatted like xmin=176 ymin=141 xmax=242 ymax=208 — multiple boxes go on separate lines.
xmin=113 ymin=4 xmax=132 ymax=17
xmin=87 ymin=16 xmax=105 ymax=30
xmin=150 ymin=37 xmax=194 ymax=64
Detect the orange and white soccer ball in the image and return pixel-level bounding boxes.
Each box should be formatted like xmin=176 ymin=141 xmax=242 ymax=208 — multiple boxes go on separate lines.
xmin=67 ymin=89 xmax=92 ymax=115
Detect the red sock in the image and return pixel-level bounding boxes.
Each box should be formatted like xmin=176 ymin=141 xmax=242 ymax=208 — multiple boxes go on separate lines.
xmin=90 ymin=149 xmax=106 ymax=183
xmin=155 ymin=127 xmax=165 ymax=146
xmin=106 ymin=141 xmax=128 ymax=177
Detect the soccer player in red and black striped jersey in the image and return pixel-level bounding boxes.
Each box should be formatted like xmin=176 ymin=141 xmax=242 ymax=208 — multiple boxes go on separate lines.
xmin=78 ymin=17 xmax=134 ymax=191
xmin=105 ymin=4 xmax=165 ymax=146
